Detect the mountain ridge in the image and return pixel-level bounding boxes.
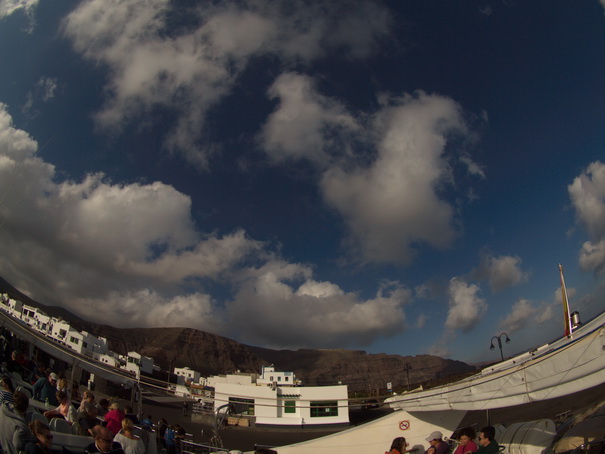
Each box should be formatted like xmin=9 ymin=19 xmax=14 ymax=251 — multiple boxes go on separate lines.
xmin=0 ymin=276 xmax=476 ymax=391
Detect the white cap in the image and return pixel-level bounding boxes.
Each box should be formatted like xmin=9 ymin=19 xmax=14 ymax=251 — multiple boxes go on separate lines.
xmin=426 ymin=431 xmax=443 ymax=442
xmin=49 ymin=372 xmax=58 ymax=381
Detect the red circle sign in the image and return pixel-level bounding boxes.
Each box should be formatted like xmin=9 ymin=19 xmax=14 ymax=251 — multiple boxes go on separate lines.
xmin=399 ymin=420 xmax=410 ymax=430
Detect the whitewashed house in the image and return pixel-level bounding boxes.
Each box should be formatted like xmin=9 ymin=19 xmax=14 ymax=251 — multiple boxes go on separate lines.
xmin=95 ymin=352 xmax=121 ymax=368
xmin=205 ymin=373 xmax=254 ymax=389
xmin=257 ymin=365 xmax=299 ymax=387
xmin=50 ymin=319 xmax=72 ymax=344
xmin=214 ymin=380 xmax=349 ymax=428
xmin=121 ymin=352 xmax=154 ymax=378
xmin=174 ymin=366 xmax=201 ymax=385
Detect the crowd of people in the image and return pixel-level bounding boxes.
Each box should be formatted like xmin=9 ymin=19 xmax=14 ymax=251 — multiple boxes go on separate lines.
xmin=386 ymin=427 xmax=500 ymax=454
xmin=0 ymin=330 xmax=191 ymax=454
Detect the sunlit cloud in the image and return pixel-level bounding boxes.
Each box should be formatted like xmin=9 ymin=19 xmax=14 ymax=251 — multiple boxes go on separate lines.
xmin=0 ymin=104 xmax=409 ymax=348
xmin=62 ymin=0 xmax=391 ymax=169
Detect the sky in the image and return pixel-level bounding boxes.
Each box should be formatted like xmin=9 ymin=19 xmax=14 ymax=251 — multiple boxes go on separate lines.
xmin=1 ymin=0 xmax=605 ymax=364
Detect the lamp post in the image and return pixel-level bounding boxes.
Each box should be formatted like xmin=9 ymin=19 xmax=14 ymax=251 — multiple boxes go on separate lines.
xmin=490 ymin=333 xmax=511 ymax=361
xmin=403 ymin=362 xmax=412 ymax=391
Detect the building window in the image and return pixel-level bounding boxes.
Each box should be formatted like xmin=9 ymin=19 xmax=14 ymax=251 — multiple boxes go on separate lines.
xmin=278 ymin=377 xmax=281 ymax=381
xmin=285 ymin=376 xmax=289 ymax=382
xmin=229 ymin=397 xmax=255 ymax=416
xmin=59 ymin=329 xmax=67 ymax=338
xmin=69 ymin=337 xmax=79 ymax=344
xmin=310 ymin=401 xmax=338 ymax=417
xmin=284 ymin=401 xmax=296 ymax=414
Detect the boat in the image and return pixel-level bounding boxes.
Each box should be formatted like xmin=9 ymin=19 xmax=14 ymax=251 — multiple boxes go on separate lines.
xmin=268 ymin=266 xmax=605 ymax=453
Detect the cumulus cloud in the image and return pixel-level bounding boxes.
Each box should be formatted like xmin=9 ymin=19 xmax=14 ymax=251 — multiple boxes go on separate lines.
xmin=0 ymin=104 xmax=408 ymax=347
xmin=260 ymin=76 xmax=482 ymax=265
xmin=227 ymin=271 xmax=411 ymax=348
xmin=0 ymin=0 xmax=38 ymax=20
xmin=473 ymin=252 xmax=530 ymax=292
xmin=578 ymin=239 xmax=605 ymax=275
xmin=62 ymin=0 xmax=391 ymax=169
xmin=260 ymin=73 xmax=360 ymax=166
xmin=499 ymin=298 xmax=537 ymax=332
xmin=569 ymin=161 xmax=605 ymax=274
xmin=445 ymin=277 xmax=487 ymax=332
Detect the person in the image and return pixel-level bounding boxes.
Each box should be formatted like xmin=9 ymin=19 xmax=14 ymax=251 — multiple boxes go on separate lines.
xmin=454 ymin=427 xmax=479 ymax=454
xmin=157 ymin=418 xmax=168 ymax=447
xmin=165 ymin=424 xmax=177 ymax=454
xmin=476 ymin=426 xmax=499 ymax=454
xmin=139 ymin=414 xmax=153 ymax=431
xmin=104 ymin=403 xmax=125 ymax=435
xmin=32 ymin=372 xmax=59 ymax=407
xmin=0 ymin=375 xmax=15 ymax=406
xmin=425 ymin=431 xmax=449 ymax=454
xmin=86 ymin=425 xmax=125 ymax=454
xmin=31 ymin=362 xmax=47 ymax=385
xmin=98 ymin=398 xmax=110 ymax=416
xmin=55 ymin=378 xmax=70 ymax=400
xmin=76 ymin=401 xmax=99 ymax=436
xmin=124 ymin=406 xmax=139 ymax=425
xmin=183 ymin=401 xmax=188 ymax=417
xmin=24 ymin=420 xmax=54 ymax=454
xmin=0 ymin=390 xmax=34 ymax=454
xmin=386 ymin=436 xmax=408 ymax=454
xmin=79 ymin=391 xmax=95 ymax=410
xmin=43 ymin=390 xmax=76 ymax=423
xmin=114 ymin=418 xmax=144 ymax=454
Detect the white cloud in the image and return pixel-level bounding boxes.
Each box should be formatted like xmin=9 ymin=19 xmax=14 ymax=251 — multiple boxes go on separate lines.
xmin=259 ymin=79 xmax=483 ymax=265
xmin=322 ymin=92 xmax=470 ymax=264
xmin=473 ymin=252 xmax=529 ymax=292
xmin=260 ymin=72 xmax=360 ymax=166
xmin=0 ymin=0 xmax=38 ymax=20
xmin=569 ymin=161 xmax=605 ymax=240
xmin=499 ymin=298 xmax=537 ymax=332
xmin=0 ymin=104 xmax=409 ymax=347
xmin=227 ymin=270 xmax=410 ymax=348
xmin=569 ymin=162 xmax=605 ymax=274
xmin=445 ymin=277 xmax=487 ymax=332
xmin=62 ymin=0 xmax=391 ymax=169
xmin=578 ymin=239 xmax=605 ymax=275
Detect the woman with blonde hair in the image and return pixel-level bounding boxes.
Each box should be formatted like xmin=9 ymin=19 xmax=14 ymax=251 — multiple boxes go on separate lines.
xmin=114 ymin=418 xmax=145 ymax=454
xmin=104 ymin=402 xmax=125 ymax=435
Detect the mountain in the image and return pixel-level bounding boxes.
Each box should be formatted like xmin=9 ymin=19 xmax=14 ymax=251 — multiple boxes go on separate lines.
xmin=0 ymin=277 xmax=476 ymax=392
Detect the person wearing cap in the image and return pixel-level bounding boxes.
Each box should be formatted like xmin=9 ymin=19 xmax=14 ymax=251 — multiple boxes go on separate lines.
xmin=425 ymin=431 xmax=449 ymax=454
xmin=32 ymin=372 xmax=59 ymax=407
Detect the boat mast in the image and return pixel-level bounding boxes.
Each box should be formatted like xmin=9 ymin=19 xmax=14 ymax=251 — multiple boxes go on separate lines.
xmin=559 ymin=264 xmax=573 ymax=338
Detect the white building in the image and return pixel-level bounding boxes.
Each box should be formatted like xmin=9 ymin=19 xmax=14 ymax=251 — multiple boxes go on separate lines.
xmin=214 ymin=381 xmax=349 ymax=427
xmin=50 ymin=319 xmax=73 ymax=344
xmin=122 ymin=352 xmax=154 ymax=378
xmin=174 ymin=367 xmax=201 ymax=385
xmin=95 ymin=352 xmax=121 ymax=368
xmin=257 ymin=365 xmax=299 ymax=387
xmin=205 ymin=373 xmax=254 ymax=389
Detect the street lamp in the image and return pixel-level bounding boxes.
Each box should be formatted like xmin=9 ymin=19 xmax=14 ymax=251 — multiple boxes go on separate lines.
xmin=403 ymin=362 xmax=412 ymax=391
xmin=490 ymin=333 xmax=511 ymax=361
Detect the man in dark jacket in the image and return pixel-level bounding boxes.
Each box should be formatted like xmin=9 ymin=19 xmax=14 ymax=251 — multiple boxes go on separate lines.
xmin=477 ymin=426 xmax=500 ymax=454
xmin=32 ymin=372 xmax=58 ymax=406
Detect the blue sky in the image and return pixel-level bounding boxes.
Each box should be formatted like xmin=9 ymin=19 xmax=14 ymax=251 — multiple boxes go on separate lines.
xmin=1 ymin=0 xmax=605 ymax=364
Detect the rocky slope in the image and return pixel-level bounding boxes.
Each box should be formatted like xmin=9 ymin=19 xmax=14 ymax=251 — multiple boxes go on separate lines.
xmin=0 ymin=277 xmax=476 ymax=392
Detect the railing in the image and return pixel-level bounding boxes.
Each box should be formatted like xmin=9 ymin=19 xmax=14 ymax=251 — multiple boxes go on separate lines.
xmin=181 ymin=439 xmax=228 ymax=454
